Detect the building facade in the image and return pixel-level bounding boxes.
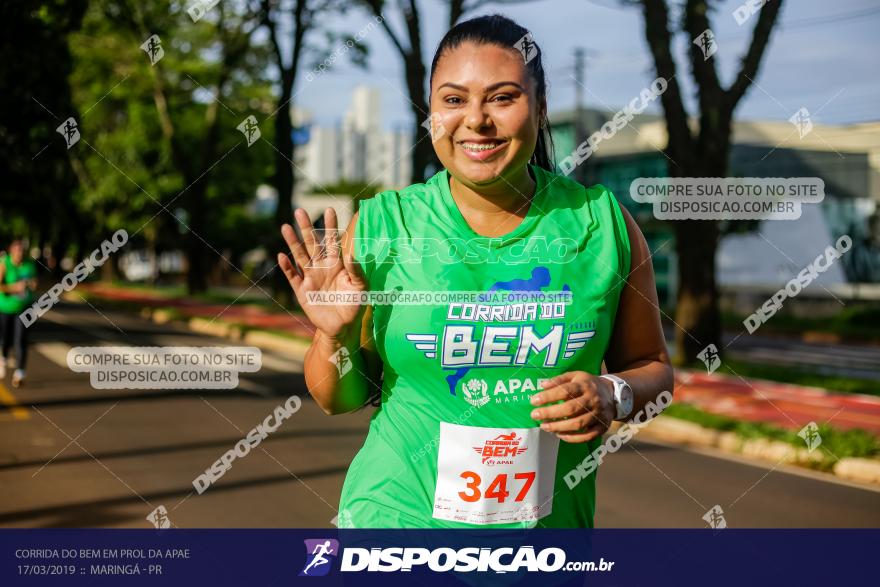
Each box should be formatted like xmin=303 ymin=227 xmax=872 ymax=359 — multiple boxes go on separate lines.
xmin=548 ymin=109 xmax=880 ymax=305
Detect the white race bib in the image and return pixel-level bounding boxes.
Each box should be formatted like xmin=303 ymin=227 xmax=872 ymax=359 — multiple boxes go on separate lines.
xmin=432 ymin=422 xmax=559 ymax=525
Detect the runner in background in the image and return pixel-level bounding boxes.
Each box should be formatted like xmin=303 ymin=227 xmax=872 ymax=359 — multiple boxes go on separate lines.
xmin=0 ymin=239 xmax=37 ymax=388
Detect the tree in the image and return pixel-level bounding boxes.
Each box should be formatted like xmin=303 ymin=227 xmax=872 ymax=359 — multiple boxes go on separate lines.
xmin=262 ymin=0 xmax=308 ymax=306
xmin=260 ymin=0 xmax=369 ymax=306
xmin=359 ymin=0 xmax=434 ymax=184
xmin=0 ymin=0 xmax=88 ymax=272
xmin=101 ymin=0 xmax=272 ymax=293
xmin=70 ymin=1 xmax=179 ymax=277
xmin=67 ymin=0 xmax=275 ymax=288
xmin=637 ymin=0 xmax=784 ymax=361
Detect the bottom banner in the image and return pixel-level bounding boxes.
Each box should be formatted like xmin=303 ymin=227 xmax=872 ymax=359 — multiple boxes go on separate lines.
xmin=2 ymin=529 xmax=875 ymax=586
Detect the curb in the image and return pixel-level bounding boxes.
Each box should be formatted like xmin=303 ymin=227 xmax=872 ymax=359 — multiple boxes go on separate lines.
xmin=70 ymin=293 xmax=314 ymax=360
xmin=636 ymin=415 xmax=880 ymax=487
xmin=175 ymin=312 xmax=312 ymax=359
xmin=242 ymin=329 xmax=312 ymax=357
xmin=188 ymin=316 xmax=244 ymax=340
xmin=833 ymin=458 xmax=880 ymax=485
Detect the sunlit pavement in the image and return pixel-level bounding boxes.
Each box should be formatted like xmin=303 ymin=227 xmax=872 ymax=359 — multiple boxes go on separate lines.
xmin=0 ymin=304 xmax=878 ymax=528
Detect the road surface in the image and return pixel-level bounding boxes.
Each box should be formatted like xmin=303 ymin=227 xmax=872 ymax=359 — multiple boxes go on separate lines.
xmin=664 ymin=325 xmax=880 ymax=382
xmin=0 ymin=304 xmax=877 ymax=528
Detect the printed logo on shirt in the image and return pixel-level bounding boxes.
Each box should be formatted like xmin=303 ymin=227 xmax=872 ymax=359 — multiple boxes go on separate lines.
xmin=473 ymin=432 xmax=529 ymax=465
xmin=458 ymin=376 xmax=551 ymax=408
xmin=461 ymin=378 xmax=490 ymax=407
xmin=404 ymin=266 xmax=597 ymax=400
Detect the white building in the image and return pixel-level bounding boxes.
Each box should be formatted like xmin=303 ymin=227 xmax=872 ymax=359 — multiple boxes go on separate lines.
xmin=294 ymin=86 xmax=412 ymax=193
xmin=300 ymin=125 xmax=339 ymax=188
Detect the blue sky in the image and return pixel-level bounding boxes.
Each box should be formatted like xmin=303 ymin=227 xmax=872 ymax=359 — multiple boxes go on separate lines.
xmin=294 ymin=0 xmax=879 ymax=130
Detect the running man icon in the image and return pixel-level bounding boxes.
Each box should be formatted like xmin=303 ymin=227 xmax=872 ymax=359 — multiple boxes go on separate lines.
xmin=56 ymin=117 xmax=80 ymax=148
xmin=299 ymin=539 xmax=339 ymax=577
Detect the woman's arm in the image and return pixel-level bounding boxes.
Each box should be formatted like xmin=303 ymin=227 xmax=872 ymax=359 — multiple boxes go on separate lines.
xmin=0 ymin=261 xmax=13 ymax=294
xmin=529 ymin=203 xmax=674 ymax=442
xmin=0 ymin=260 xmax=32 ymax=294
xmin=602 ymin=204 xmax=675 ymax=415
xmin=300 ymin=211 xmax=383 ymax=414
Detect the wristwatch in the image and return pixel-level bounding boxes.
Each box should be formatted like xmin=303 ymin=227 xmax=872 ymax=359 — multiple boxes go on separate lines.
xmin=600 ymin=374 xmax=634 ymax=421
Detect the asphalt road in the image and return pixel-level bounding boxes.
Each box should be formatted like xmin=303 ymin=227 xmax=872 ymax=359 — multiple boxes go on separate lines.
xmin=664 ymin=325 xmax=880 ymax=382
xmin=0 ymin=304 xmax=877 ymax=528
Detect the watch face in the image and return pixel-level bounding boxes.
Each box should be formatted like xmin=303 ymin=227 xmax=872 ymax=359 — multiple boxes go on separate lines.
xmin=617 ymin=385 xmax=634 ymax=419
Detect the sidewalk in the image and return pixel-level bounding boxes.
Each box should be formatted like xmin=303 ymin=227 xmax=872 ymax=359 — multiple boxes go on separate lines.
xmin=79 ymin=283 xmax=880 ymax=436
xmin=79 ymin=283 xmax=316 ymax=339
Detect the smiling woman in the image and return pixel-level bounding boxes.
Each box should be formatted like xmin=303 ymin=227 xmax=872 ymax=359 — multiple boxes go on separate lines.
xmin=279 ymin=14 xmax=674 ymax=529
xmin=427 ymin=19 xmax=552 ymax=236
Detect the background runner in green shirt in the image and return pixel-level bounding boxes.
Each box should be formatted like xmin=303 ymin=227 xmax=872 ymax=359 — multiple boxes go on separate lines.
xmin=278 ymin=14 xmax=673 ymax=528
xmin=0 ymin=239 xmax=38 ymax=387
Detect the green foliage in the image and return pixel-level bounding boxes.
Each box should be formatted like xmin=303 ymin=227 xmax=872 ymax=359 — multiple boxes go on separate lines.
xmin=206 ymin=206 xmax=275 ymax=261
xmin=3 ymin=0 xmax=387 ymax=288
xmin=721 ymin=305 xmax=880 ymax=344
xmin=0 ymin=0 xmax=87 ymax=247
xmin=664 ymin=402 xmax=880 ymax=463
xmin=68 ymin=0 xmax=276 ymax=274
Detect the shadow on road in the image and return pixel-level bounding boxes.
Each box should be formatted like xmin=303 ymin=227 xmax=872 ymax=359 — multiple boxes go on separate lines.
xmin=0 ymin=465 xmax=350 ymax=526
xmin=0 ymin=427 xmax=368 ymax=471
xmin=0 ymin=379 xmax=311 ymax=412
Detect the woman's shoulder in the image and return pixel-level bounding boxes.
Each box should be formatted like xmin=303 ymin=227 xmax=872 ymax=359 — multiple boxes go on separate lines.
xmin=356 ymin=171 xmax=446 ymax=226
xmin=534 ymin=165 xmax=618 ymax=204
xmin=364 ymin=172 xmax=445 ymax=205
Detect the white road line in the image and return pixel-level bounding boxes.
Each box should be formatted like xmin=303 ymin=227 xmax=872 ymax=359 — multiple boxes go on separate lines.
xmin=236 ymin=378 xmax=273 ymax=397
xmin=33 ymin=342 xmax=79 ymax=369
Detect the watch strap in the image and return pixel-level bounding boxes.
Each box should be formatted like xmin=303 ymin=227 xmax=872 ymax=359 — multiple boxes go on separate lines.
xmin=600 ymin=374 xmax=631 ymax=420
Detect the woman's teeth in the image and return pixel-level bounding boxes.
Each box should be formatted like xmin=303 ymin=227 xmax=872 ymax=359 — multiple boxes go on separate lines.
xmin=460 ymin=141 xmax=504 ymax=151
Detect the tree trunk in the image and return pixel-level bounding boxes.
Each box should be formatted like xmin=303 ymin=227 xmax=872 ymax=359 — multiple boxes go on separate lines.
xmin=404 ymin=58 xmax=435 ymax=183
xmin=184 ymin=75 xmax=226 ymax=295
xmin=50 ymin=237 xmax=67 ymax=280
xmin=272 ymin=70 xmax=295 ymax=307
xmin=637 ymin=0 xmax=783 ymax=367
xmin=185 ymin=179 xmax=209 ymax=294
xmin=671 ymin=117 xmax=730 ymax=363
xmin=673 ymin=219 xmax=720 ymax=362
xmin=265 ymin=0 xmax=307 ymax=308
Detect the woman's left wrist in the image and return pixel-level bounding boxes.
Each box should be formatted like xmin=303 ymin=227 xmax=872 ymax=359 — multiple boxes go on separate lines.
xmin=600 ymin=374 xmax=634 ymax=421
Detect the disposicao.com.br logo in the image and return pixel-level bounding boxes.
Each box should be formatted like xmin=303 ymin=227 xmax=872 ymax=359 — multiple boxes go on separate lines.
xmin=298 ymin=539 xmax=614 ymax=575
xmin=300 ymin=539 xmax=339 ymax=577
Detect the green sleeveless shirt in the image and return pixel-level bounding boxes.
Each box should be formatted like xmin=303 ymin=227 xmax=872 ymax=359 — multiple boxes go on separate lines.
xmin=339 ymin=163 xmax=631 ymax=528
xmin=0 ymin=255 xmax=36 ymax=314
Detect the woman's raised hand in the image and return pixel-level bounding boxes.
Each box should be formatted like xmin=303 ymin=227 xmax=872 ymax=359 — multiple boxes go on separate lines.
xmin=277 ymin=207 xmax=367 ymax=341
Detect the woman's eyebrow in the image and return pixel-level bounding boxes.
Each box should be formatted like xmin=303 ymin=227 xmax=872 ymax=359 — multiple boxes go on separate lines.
xmin=437 ymin=81 xmax=526 ymax=93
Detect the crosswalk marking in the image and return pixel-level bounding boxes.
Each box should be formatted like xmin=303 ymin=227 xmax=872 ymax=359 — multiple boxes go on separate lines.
xmin=0 ymin=381 xmax=29 ymax=420
xmin=33 ymin=342 xmax=75 ymax=369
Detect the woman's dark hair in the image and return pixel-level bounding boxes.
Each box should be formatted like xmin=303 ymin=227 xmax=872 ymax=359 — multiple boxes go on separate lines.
xmin=429 ymin=14 xmax=556 ymax=173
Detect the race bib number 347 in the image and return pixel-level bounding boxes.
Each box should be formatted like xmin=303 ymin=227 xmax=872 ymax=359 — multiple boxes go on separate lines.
xmin=432 ymin=422 xmax=560 ymax=525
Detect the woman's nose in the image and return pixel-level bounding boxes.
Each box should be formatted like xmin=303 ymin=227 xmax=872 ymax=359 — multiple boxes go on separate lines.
xmin=464 ymin=99 xmax=492 ymax=131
